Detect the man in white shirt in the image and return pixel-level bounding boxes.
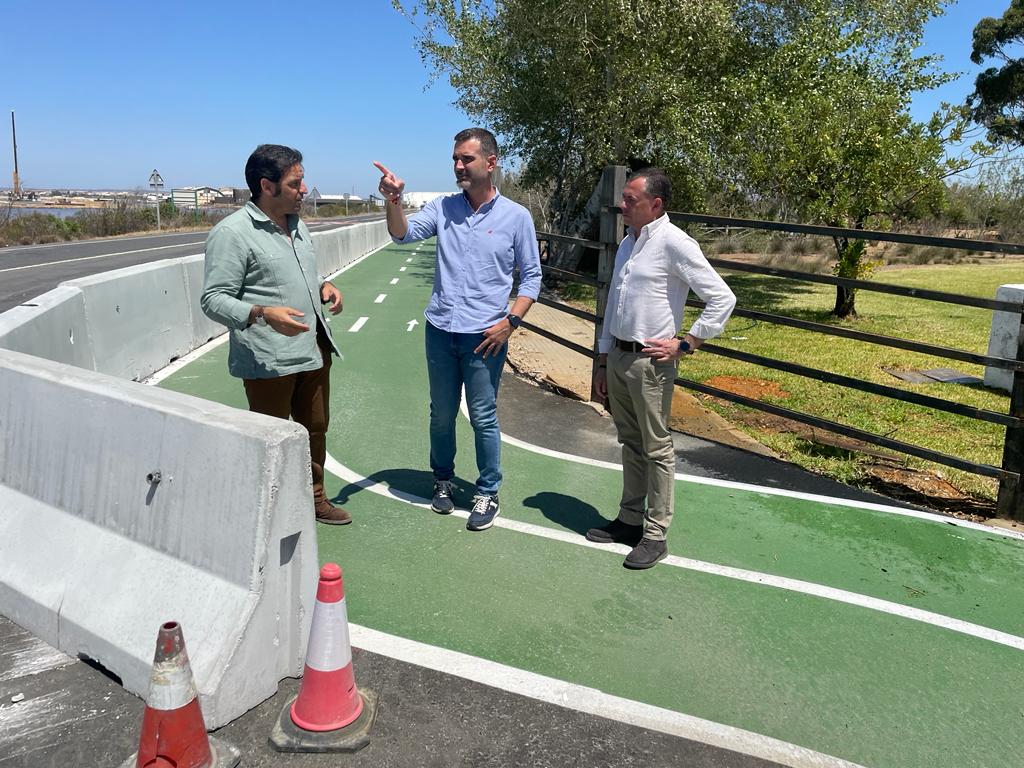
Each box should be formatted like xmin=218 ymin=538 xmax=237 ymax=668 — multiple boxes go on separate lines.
xmin=590 ymin=167 xmax=736 ymax=569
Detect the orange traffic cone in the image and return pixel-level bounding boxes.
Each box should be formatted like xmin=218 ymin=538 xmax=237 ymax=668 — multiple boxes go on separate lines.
xmin=269 ymin=563 xmax=378 ymax=753
xmin=119 ymin=621 xmax=240 ymax=768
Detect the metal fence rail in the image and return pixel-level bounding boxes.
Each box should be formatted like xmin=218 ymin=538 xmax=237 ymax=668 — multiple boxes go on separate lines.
xmin=528 ymin=167 xmax=1024 ymax=519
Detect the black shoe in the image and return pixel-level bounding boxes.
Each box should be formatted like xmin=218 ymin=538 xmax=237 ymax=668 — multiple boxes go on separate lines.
xmin=431 ymin=480 xmax=455 ymax=514
xmin=624 ymin=538 xmax=668 ymax=570
xmin=467 ymin=494 xmax=500 ymax=531
xmin=585 ymin=519 xmax=643 ymax=546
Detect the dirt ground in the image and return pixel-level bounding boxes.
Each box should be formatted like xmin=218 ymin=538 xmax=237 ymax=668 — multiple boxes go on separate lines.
xmin=506 ymin=304 xmax=1020 ymax=528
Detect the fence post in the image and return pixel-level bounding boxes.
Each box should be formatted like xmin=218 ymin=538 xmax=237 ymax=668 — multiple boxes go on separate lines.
xmin=591 ymin=165 xmax=626 ymax=401
xmin=997 ymin=308 xmax=1024 ymax=520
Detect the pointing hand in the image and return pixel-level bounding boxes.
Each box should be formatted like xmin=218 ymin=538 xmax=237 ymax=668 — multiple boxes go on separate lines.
xmin=373 ymin=161 xmax=405 ymax=204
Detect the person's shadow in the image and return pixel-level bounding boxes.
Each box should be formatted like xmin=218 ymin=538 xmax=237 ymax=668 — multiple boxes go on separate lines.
xmin=331 ymin=468 xmax=476 ymax=507
xmin=522 ymin=491 xmax=605 ymax=536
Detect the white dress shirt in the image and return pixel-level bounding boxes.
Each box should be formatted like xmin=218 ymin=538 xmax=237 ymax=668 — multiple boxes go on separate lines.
xmin=598 ymin=214 xmax=736 ymax=353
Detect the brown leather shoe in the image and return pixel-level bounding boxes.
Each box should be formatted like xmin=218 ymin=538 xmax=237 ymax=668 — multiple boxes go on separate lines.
xmin=315 ymin=499 xmax=352 ymax=525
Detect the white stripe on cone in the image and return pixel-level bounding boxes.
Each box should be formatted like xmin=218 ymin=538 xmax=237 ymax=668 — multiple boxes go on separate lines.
xmin=147 ymin=657 xmax=198 ymax=711
xmin=305 ymin=599 xmax=353 ymax=672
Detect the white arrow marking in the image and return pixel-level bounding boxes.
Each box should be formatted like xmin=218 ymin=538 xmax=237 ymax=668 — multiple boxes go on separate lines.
xmin=375 ymin=294 xmax=387 ymax=304
xmin=348 ymin=316 xmax=369 ymax=333
xmin=390 ymin=278 xmax=399 ymax=285
xmin=406 ymin=319 xmax=419 ymax=332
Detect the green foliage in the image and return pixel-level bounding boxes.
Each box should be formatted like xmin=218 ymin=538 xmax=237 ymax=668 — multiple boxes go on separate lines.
xmin=0 ymin=199 xmax=227 ymax=246
xmin=394 ymin=0 xmax=740 ymax=230
xmin=944 ymin=158 xmax=1024 ymax=241
xmin=969 ymin=0 xmax=1024 ymax=146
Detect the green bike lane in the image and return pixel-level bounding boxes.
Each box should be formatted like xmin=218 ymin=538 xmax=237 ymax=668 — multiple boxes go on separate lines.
xmin=160 ymin=241 xmax=1024 ymax=768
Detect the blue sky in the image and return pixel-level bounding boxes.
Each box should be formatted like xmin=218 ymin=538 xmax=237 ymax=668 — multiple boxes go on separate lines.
xmin=2 ymin=1 xmax=1015 ymax=195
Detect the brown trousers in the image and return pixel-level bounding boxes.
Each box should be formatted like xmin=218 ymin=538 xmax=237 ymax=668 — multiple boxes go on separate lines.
xmin=243 ymin=343 xmax=332 ymax=503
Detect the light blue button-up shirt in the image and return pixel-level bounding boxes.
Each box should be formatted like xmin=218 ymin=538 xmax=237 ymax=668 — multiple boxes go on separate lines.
xmin=397 ymin=190 xmax=542 ymax=333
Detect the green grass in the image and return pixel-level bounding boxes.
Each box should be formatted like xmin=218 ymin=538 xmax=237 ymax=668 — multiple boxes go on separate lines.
xmin=678 ymin=262 xmax=1019 ymax=504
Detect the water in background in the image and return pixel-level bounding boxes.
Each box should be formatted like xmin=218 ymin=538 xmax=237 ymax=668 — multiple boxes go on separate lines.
xmin=5 ymin=207 xmax=91 ymax=219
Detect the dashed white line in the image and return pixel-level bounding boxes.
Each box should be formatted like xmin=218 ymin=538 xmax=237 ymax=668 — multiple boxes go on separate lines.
xmin=390 ymin=278 xmax=399 ymax=285
xmin=375 ymin=294 xmax=387 ymax=304
xmin=348 ymin=316 xmax=369 ymax=333
xmin=400 ymin=267 xmax=407 ymax=272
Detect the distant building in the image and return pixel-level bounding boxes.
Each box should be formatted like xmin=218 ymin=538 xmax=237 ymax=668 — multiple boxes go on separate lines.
xmin=171 ymin=186 xmax=222 ymax=207
xmin=213 ymin=188 xmax=250 ymax=205
xmin=403 ymin=191 xmax=452 ymax=209
xmin=316 ymin=193 xmax=363 ymax=204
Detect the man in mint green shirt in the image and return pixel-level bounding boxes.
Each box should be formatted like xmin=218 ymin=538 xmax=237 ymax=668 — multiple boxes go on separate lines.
xmin=201 ymin=144 xmax=349 ymax=525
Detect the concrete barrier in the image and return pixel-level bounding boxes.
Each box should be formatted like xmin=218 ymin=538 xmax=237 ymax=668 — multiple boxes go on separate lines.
xmin=0 ymin=347 xmax=319 ymax=728
xmin=0 ymin=284 xmax=95 ymax=370
xmin=0 ymin=219 xmax=390 ymax=726
xmin=985 ymin=284 xmax=1024 ymax=394
xmin=0 ymin=219 xmax=391 ymax=379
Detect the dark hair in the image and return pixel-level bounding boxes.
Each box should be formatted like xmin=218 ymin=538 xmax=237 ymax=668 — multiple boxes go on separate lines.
xmin=454 ymin=127 xmax=498 ymax=158
xmin=630 ymin=166 xmax=672 ymax=209
xmin=245 ymin=144 xmax=303 ymax=201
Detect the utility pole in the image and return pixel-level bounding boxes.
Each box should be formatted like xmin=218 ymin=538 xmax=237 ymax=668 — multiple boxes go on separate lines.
xmin=11 ymin=111 xmax=21 ymax=199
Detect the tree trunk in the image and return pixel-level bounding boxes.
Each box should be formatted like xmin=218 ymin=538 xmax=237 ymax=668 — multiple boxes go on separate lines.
xmin=832 ymin=235 xmax=857 ymax=318
xmin=547 ymin=173 xmax=605 ymax=273
xmin=833 ymin=285 xmax=857 ymax=318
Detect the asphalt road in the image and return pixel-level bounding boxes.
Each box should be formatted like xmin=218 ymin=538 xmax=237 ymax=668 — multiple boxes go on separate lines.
xmin=0 ymin=214 xmax=383 ymax=313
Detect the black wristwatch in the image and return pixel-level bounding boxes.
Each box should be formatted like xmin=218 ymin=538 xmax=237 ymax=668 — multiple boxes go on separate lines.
xmin=507 ymin=313 xmax=523 ymax=330
xmin=676 ymin=337 xmax=693 ymax=355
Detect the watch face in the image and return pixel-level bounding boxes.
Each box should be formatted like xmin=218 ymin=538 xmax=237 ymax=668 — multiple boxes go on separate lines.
xmin=508 ymin=314 xmax=522 ymax=328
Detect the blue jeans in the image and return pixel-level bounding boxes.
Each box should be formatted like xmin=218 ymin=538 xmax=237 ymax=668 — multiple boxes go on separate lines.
xmin=425 ymin=321 xmax=507 ymax=495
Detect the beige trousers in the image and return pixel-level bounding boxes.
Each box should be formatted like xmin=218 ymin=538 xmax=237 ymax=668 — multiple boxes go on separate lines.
xmin=606 ymin=346 xmax=677 ymax=541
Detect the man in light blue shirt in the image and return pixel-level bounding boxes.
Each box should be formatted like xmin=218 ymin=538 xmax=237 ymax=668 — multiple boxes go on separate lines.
xmin=374 ymin=128 xmax=542 ymax=531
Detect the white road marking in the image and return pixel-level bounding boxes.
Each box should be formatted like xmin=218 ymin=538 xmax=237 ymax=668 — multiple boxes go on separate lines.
xmin=375 ymin=294 xmax=387 ymax=304
xmin=406 ymin=258 xmax=413 ymax=263
xmin=142 ymin=333 xmax=230 ymax=385
xmin=323 ymin=451 xmax=1024 ymax=652
xmin=0 ymin=242 xmax=202 ymax=274
xmin=390 ymin=278 xmax=399 ymax=285
xmin=350 ymin=624 xmax=866 ymax=768
xmin=491 ymin=421 xmax=1024 ymax=542
xmin=400 ymin=266 xmax=407 ymax=272
xmin=406 ymin=319 xmax=419 ymax=332
xmin=348 ymin=316 xmax=369 ymax=333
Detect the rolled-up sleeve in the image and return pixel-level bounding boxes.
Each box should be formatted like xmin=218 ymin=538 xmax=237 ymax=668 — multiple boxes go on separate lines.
xmin=396 ymin=196 xmax=440 ymax=244
xmin=514 ymin=210 xmax=542 ymax=300
xmin=201 ymin=226 xmax=253 ymax=330
xmin=675 ymin=242 xmax=736 ymax=340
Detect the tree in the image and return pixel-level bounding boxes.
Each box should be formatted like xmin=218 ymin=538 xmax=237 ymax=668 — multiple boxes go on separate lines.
xmin=969 ymin=0 xmax=1024 ymax=147
xmin=395 ymin=0 xmax=973 ymax=308
xmin=725 ymin=0 xmax=982 ymax=317
xmin=393 ymin=0 xmax=741 ymax=263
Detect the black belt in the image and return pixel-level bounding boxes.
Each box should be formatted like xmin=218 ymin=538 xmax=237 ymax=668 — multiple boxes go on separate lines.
xmin=614 ymin=337 xmax=645 ymax=353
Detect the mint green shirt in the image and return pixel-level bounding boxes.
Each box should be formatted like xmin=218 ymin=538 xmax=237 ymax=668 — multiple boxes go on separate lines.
xmin=201 ymin=202 xmax=338 ymax=379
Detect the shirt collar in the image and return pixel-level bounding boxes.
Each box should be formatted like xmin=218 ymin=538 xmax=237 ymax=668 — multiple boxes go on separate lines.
xmin=245 ymin=200 xmax=298 ymax=234
xmin=462 ymin=187 xmax=502 ymax=214
xmin=630 ymin=213 xmax=669 ymax=239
